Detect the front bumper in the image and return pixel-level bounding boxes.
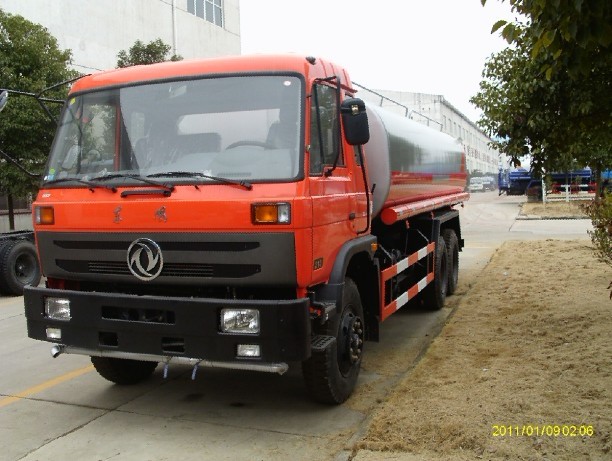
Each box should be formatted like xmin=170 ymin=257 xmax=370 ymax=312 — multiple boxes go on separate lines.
xmin=24 ymin=286 xmax=311 ymax=366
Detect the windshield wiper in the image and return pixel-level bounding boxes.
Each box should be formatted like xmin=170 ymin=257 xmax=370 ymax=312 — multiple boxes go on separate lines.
xmin=90 ymin=173 xmax=174 ymax=192
xmin=43 ymin=177 xmax=117 ymax=192
xmin=146 ymin=171 xmax=253 ymax=190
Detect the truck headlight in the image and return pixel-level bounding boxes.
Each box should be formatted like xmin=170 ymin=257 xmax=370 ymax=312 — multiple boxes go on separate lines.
xmin=45 ymin=298 xmax=71 ymax=320
xmin=220 ymin=309 xmax=260 ymax=334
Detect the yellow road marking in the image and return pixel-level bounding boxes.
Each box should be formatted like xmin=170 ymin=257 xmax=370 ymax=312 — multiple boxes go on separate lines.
xmin=0 ymin=364 xmax=94 ymax=408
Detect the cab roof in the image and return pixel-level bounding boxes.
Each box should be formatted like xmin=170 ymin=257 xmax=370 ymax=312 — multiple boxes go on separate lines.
xmin=70 ymin=54 xmax=352 ymax=94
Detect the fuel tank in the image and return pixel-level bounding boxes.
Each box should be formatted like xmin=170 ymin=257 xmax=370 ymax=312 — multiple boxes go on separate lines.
xmin=364 ymin=104 xmax=467 ymax=217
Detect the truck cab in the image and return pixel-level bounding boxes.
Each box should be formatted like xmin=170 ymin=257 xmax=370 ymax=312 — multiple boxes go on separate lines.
xmin=24 ymin=55 xmax=372 ymax=402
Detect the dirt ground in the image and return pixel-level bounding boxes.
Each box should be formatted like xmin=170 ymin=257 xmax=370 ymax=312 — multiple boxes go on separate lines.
xmin=520 ymin=200 xmax=590 ymax=219
xmin=352 ymin=204 xmax=611 ymax=461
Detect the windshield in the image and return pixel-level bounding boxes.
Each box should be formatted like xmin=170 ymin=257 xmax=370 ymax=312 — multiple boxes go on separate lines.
xmin=44 ymin=75 xmax=303 ymax=185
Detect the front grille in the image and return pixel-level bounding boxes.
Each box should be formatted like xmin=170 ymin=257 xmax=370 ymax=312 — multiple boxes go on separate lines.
xmin=90 ymin=261 xmax=129 ymax=274
xmin=102 ymin=305 xmax=175 ymax=324
xmin=56 ymin=260 xmax=261 ymax=278
xmin=39 ymin=231 xmax=296 ymax=286
xmin=53 ymin=240 xmax=259 ymax=252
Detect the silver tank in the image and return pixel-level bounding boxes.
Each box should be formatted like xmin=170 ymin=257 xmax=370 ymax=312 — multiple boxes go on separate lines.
xmin=364 ymin=104 xmax=467 ymax=217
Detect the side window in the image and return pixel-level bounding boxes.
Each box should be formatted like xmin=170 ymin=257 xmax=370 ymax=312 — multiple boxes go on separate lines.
xmin=346 ymin=92 xmax=362 ymax=167
xmin=310 ymin=83 xmax=342 ymax=175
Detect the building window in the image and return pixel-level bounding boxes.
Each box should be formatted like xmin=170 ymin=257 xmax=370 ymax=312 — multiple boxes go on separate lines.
xmin=187 ymin=0 xmax=223 ymax=27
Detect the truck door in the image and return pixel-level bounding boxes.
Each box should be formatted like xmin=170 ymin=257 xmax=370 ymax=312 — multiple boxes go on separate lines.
xmin=308 ymin=81 xmax=365 ymax=285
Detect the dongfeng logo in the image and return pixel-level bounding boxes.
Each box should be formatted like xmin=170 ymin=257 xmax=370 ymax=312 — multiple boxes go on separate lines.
xmin=127 ymin=238 xmax=163 ymax=281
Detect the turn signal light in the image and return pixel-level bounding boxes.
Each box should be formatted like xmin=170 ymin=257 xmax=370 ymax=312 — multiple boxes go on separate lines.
xmin=35 ymin=206 xmax=55 ymax=225
xmin=251 ymin=203 xmax=290 ymax=224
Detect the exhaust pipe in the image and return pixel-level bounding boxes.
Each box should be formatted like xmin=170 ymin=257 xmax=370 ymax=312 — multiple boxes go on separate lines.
xmin=50 ymin=344 xmax=65 ymax=358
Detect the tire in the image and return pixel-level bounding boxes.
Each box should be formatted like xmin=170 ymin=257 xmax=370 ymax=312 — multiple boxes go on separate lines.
xmin=443 ymin=229 xmax=459 ymax=296
xmin=302 ymin=278 xmax=364 ymax=404
xmin=91 ymin=356 xmax=158 ymax=385
xmin=422 ymin=236 xmax=448 ymax=310
xmin=0 ymin=240 xmax=42 ymax=296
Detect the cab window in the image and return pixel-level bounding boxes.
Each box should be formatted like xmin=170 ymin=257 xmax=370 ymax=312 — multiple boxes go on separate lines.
xmin=310 ymin=83 xmax=343 ymax=175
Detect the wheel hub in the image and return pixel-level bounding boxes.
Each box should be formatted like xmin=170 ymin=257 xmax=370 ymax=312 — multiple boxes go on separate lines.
xmin=15 ymin=254 xmax=35 ymax=283
xmin=339 ymin=311 xmax=364 ymax=372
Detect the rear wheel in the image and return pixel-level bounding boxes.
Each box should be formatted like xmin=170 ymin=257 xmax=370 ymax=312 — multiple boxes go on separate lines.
xmin=0 ymin=240 xmax=41 ymax=296
xmin=302 ymin=277 xmax=364 ymax=404
xmin=443 ymin=229 xmax=459 ymax=295
xmin=91 ymin=356 xmax=158 ymax=385
xmin=422 ymin=236 xmax=448 ymax=310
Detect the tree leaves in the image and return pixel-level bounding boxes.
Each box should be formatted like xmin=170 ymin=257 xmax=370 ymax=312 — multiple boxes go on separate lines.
xmin=0 ymin=8 xmax=77 ymax=198
xmin=473 ymin=0 xmax=611 ymax=174
xmin=116 ymin=39 xmax=182 ymax=68
xmin=491 ymin=19 xmax=507 ymax=34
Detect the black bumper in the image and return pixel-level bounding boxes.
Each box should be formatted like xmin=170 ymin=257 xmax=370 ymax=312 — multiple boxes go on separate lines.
xmin=24 ymin=286 xmax=311 ymax=363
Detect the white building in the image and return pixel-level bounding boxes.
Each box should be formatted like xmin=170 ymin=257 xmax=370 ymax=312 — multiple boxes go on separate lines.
xmin=0 ymin=0 xmax=241 ymax=73
xmin=358 ymin=86 xmax=501 ymax=175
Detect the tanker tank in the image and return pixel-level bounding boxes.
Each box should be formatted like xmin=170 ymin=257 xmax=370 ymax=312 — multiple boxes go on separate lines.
xmin=364 ymin=103 xmax=467 ymax=218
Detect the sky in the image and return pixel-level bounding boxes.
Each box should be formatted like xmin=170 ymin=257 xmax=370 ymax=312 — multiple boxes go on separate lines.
xmin=239 ymin=0 xmax=517 ymax=123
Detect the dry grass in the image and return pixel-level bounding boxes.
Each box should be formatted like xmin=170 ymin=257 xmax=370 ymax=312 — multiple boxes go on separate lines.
xmin=355 ymin=240 xmax=611 ymax=461
xmin=520 ymin=201 xmax=590 ymax=218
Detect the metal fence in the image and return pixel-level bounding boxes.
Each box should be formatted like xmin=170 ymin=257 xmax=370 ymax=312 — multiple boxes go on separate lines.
xmin=542 ymin=180 xmax=596 ymax=203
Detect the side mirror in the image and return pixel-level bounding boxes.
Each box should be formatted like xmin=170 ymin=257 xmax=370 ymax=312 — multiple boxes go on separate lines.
xmin=341 ymin=98 xmax=369 ymax=145
xmin=0 ymin=91 xmax=8 ymax=113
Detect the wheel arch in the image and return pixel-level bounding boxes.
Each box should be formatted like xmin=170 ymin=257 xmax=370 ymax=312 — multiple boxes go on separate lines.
xmin=434 ymin=209 xmax=463 ymax=251
xmin=310 ymin=234 xmax=380 ymax=341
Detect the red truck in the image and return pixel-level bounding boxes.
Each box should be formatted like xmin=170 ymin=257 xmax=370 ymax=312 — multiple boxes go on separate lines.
xmin=23 ymin=55 xmax=468 ymax=403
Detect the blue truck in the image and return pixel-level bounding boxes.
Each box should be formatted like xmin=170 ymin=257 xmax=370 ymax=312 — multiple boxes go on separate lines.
xmin=498 ymin=168 xmax=593 ymax=196
xmin=498 ymin=168 xmax=531 ymax=195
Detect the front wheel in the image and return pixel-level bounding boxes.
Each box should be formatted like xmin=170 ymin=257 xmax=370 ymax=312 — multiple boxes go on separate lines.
xmin=91 ymin=356 xmax=157 ymax=385
xmin=302 ymin=278 xmax=364 ymax=404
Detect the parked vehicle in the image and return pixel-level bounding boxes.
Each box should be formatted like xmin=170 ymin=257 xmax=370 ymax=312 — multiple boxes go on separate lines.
xmin=498 ymin=169 xmax=510 ymax=195
xmin=499 ymin=167 xmax=593 ymax=196
xmin=481 ymin=176 xmax=496 ymax=191
xmin=22 ymin=55 xmax=469 ymax=403
xmin=0 ymin=90 xmax=42 ymax=295
xmin=526 ymin=179 xmax=543 ymax=201
xmin=0 ymin=231 xmax=41 ymax=295
xmin=507 ymin=168 xmax=532 ymax=195
xmin=468 ymin=177 xmax=484 ymax=192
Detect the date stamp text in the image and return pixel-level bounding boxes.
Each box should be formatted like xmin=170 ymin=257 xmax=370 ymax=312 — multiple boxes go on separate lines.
xmin=492 ymin=425 xmax=594 ymax=437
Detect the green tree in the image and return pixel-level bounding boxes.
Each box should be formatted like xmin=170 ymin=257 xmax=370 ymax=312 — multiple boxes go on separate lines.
xmin=117 ymin=39 xmax=182 ymax=68
xmin=472 ymin=1 xmax=611 ymax=179
xmin=487 ymin=0 xmax=611 ymax=79
xmin=0 ymin=9 xmax=78 ymax=227
xmin=584 ymin=193 xmax=612 ymax=296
